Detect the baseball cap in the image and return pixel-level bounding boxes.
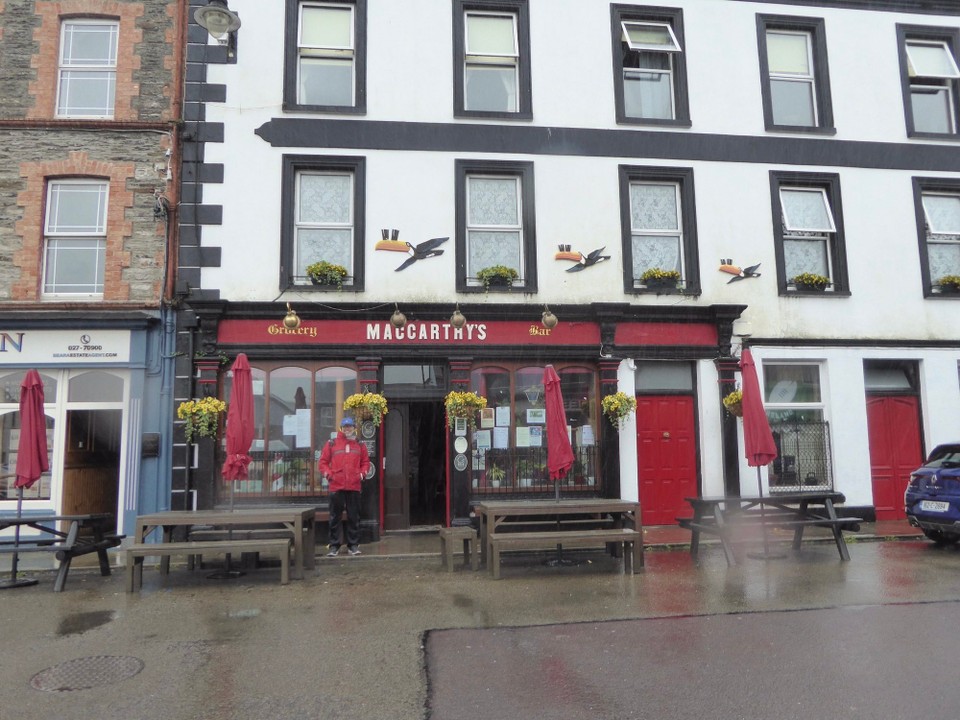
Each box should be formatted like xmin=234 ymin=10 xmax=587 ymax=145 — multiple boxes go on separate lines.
xmin=340 ymin=417 xmax=356 ymax=427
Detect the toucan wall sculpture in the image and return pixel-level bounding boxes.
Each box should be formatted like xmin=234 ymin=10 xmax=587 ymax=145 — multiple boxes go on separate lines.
xmin=718 ymin=258 xmax=762 ymax=283
xmin=375 ymin=230 xmax=449 ymax=271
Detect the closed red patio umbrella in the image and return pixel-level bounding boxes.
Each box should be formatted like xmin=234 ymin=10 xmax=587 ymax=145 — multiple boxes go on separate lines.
xmin=15 ymin=370 xmax=49 ymax=491
xmin=222 ymin=353 xmax=255 ymax=507
xmin=544 ymin=365 xmax=575 ymax=497
xmin=543 ymin=365 xmax=576 ymax=566
xmin=740 ymin=349 xmax=778 ymax=474
xmin=213 ymin=354 xmax=253 ymax=579
xmin=1 ymin=369 xmax=49 ymax=589
xmin=739 ymin=348 xmax=779 ymax=557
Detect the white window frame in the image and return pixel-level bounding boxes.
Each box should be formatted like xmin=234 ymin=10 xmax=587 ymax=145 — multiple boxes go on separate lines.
xmin=465 ymin=173 xmax=523 ymax=283
xmin=629 ymin=181 xmax=684 ymax=287
xmin=921 ymin=191 xmax=960 ymax=288
xmin=762 ymin=362 xmax=826 ymax=418
xmin=56 ymin=20 xmax=118 ymax=119
xmin=297 ymin=2 xmax=356 ymax=107
xmin=766 ymin=29 xmax=818 ymax=127
xmin=906 ymin=40 xmax=960 ymax=79
xmin=293 ymin=170 xmax=355 ymax=284
xmin=464 ymin=10 xmax=519 ymax=113
xmin=621 ymin=21 xmax=681 ymax=52
xmin=780 ymin=187 xmax=836 ymax=288
xmin=621 ymin=22 xmax=680 ymax=121
xmin=780 ymin=187 xmax=836 ymax=233
xmin=43 ymin=180 xmax=108 ymax=297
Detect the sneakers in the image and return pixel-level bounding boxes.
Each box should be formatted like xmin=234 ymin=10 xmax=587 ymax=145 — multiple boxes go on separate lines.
xmin=326 ymin=546 xmax=340 ymax=557
xmin=347 ymin=546 xmax=362 ymax=556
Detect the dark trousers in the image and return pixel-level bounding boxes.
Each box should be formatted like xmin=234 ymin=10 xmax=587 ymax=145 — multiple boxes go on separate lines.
xmin=329 ymin=489 xmax=361 ymax=549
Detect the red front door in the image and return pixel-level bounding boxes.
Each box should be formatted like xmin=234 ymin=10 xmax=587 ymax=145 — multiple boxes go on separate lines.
xmin=636 ymin=395 xmax=697 ymax=526
xmin=866 ymin=395 xmax=923 ymax=521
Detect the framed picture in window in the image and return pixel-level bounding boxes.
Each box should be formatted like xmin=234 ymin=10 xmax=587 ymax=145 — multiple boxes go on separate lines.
xmin=526 ymin=408 xmax=546 ymax=424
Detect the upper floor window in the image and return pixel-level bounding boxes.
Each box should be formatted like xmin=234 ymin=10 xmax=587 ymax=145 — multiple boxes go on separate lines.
xmin=611 ymin=5 xmax=689 ymax=126
xmin=285 ymin=0 xmax=366 ymax=113
xmin=897 ymin=25 xmax=960 ymax=137
xmin=57 ymin=20 xmax=118 ymax=118
xmin=456 ymin=160 xmax=536 ymax=292
xmin=619 ymin=166 xmax=700 ymax=294
xmin=281 ymin=155 xmax=365 ymax=291
xmin=913 ymin=178 xmax=960 ymax=296
xmin=770 ymin=171 xmax=848 ymax=295
xmin=454 ymin=0 xmax=531 ymax=119
xmin=757 ymin=15 xmax=833 ymax=133
xmin=43 ymin=180 xmax=108 ymax=297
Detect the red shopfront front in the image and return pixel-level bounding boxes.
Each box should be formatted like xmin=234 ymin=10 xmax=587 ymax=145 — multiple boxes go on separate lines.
xmin=211 ymin=310 xmax=731 ymax=539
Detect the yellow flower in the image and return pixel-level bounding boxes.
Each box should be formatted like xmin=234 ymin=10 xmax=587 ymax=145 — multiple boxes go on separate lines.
xmin=444 ymin=391 xmax=488 ymax=430
xmin=177 ymin=397 xmax=226 ymax=442
xmin=343 ymin=392 xmax=389 ymax=427
xmin=601 ymin=392 xmax=636 ymax=429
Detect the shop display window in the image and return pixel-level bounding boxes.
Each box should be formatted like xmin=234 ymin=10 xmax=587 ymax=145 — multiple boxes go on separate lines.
xmin=225 ymin=363 xmax=357 ymax=499
xmin=468 ymin=364 xmax=599 ymax=496
xmin=0 ymin=370 xmax=57 ymax=501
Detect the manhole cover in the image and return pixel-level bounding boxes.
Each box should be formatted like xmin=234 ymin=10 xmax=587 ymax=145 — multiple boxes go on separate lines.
xmin=31 ymin=655 xmax=144 ymax=692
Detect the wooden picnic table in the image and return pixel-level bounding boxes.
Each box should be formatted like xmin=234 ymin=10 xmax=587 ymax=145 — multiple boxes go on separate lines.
xmin=476 ymin=498 xmax=643 ymax=578
xmin=133 ymin=506 xmax=316 ymax=580
xmin=0 ymin=513 xmax=122 ymax=591
xmin=678 ymin=491 xmax=863 ymax=565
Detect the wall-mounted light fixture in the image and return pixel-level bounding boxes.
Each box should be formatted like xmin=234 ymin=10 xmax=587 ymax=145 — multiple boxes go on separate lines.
xmin=195 ymin=0 xmax=241 ymax=55
xmin=283 ymin=302 xmax=301 ymax=330
xmin=450 ymin=304 xmax=466 ymax=329
xmin=541 ymin=305 xmax=558 ymax=329
xmin=390 ymin=304 xmax=407 ymax=329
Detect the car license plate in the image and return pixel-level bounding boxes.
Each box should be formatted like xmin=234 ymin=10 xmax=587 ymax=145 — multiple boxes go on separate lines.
xmin=920 ymin=500 xmax=950 ymax=512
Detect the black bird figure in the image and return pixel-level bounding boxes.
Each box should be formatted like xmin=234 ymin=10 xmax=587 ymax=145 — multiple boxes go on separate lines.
xmin=566 ymin=246 xmax=611 ymax=272
xmin=394 ymin=237 xmax=449 ymax=271
xmin=719 ymin=260 xmax=762 ymax=283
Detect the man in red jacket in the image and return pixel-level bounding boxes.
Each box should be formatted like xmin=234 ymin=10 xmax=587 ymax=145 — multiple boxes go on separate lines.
xmin=318 ymin=416 xmax=370 ymax=556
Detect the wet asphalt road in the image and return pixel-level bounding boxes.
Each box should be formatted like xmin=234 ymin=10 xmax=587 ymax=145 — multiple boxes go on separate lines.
xmin=1 ymin=538 xmax=960 ymax=720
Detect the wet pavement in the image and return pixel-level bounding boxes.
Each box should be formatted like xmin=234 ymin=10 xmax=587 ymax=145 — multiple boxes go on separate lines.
xmin=0 ymin=524 xmax=956 ymax=720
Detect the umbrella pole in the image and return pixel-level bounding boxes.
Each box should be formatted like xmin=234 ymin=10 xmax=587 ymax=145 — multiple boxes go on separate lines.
xmin=747 ymin=466 xmax=785 ymax=560
xmin=0 ymin=487 xmax=39 ymax=589
xmin=546 ymin=477 xmax=575 ymax=567
xmin=207 ymin=473 xmax=244 ymax=580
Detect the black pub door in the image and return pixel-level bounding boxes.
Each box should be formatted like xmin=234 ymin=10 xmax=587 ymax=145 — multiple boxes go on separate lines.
xmin=383 ymin=401 xmax=446 ymax=529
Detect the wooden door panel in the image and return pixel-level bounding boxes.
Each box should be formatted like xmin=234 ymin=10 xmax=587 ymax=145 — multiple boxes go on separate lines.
xmin=637 ymin=395 xmax=697 ymax=526
xmin=383 ymin=405 xmax=409 ymax=530
xmin=867 ymin=396 xmax=922 ymax=521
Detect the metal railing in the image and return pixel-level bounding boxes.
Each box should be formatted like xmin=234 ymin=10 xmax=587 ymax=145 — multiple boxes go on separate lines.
xmin=470 ymin=446 xmax=601 ymax=499
xmin=769 ymin=421 xmax=833 ymax=493
xmin=225 ymin=450 xmax=325 ymax=498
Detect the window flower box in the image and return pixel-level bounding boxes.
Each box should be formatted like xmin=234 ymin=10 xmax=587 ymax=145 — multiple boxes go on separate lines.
xmin=640 ymin=268 xmax=680 ymax=291
xmin=790 ymin=272 xmax=830 ymax=291
xmin=305 ymin=261 xmax=348 ymax=289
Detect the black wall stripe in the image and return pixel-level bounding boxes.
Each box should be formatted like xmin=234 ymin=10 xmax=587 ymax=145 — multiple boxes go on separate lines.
xmin=255 ymin=119 xmax=960 ymax=172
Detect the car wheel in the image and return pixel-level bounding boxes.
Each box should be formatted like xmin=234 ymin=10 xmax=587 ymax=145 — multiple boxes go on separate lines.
xmin=922 ymin=529 xmax=960 ymax=545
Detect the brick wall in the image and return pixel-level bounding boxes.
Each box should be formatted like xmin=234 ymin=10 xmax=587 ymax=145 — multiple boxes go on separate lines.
xmin=0 ymin=0 xmax=175 ymax=122
xmin=0 ymin=0 xmax=179 ymax=306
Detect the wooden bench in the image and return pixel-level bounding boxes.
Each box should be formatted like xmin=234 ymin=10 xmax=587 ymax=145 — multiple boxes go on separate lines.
xmin=184 ymin=528 xmax=298 ymax=570
xmin=439 ymin=526 xmax=479 ymax=572
xmin=489 ymin=528 xmax=640 ymax=580
xmin=0 ymin=514 xmax=122 ymax=592
xmin=678 ymin=513 xmax=863 ymax=565
xmin=124 ymin=538 xmax=291 ymax=593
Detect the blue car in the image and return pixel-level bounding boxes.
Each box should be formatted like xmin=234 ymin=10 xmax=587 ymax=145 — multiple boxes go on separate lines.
xmin=905 ymin=443 xmax=960 ymax=545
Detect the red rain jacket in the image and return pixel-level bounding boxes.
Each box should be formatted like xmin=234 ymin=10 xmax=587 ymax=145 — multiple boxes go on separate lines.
xmin=318 ymin=431 xmax=371 ymax=492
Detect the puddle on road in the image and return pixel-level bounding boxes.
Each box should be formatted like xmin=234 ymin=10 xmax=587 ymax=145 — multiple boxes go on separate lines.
xmin=56 ymin=610 xmax=116 ymax=636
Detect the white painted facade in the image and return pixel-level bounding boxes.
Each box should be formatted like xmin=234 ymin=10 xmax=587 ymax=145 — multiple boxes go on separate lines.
xmin=188 ymin=0 xmax=960 ymax=521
